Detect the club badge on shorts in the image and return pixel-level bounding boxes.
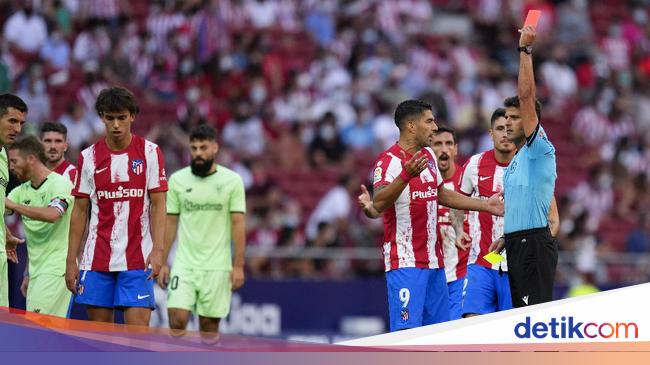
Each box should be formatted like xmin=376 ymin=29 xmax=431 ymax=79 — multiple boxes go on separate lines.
xmin=401 ymin=308 xmax=409 ymax=321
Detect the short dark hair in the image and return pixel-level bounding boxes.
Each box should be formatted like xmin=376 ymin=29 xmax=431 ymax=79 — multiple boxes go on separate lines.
xmin=503 ymin=96 xmax=542 ymax=121
xmin=9 ymin=135 xmax=47 ymax=164
xmin=394 ymin=100 xmax=433 ymax=130
xmin=434 ymin=125 xmax=457 ymax=144
xmin=490 ymin=108 xmax=506 ymax=128
xmin=40 ymin=122 xmax=68 ymax=138
xmin=95 ymin=87 xmax=139 ymax=116
xmin=189 ymin=124 xmax=216 ymax=141
xmin=0 ymin=94 xmax=28 ymax=119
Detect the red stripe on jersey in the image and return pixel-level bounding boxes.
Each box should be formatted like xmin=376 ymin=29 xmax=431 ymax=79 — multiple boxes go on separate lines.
xmin=385 ymin=206 xmax=399 ymax=270
xmin=126 ymin=147 xmax=147 ymax=270
xmin=409 ymin=176 xmax=431 ymax=268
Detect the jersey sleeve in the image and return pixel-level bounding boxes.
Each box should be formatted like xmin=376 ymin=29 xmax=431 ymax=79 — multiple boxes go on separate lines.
xmin=47 ymin=178 xmax=74 ymax=216
xmin=526 ymin=124 xmax=555 ymax=159
xmin=7 ymin=185 xmax=21 ymax=208
xmin=229 ymin=175 xmax=246 ymax=214
xmin=68 ymin=166 xmax=78 ymax=186
xmin=146 ymin=144 xmax=168 ymax=193
xmin=166 ymin=174 xmax=180 ymax=215
xmin=372 ymin=153 xmax=400 ymax=189
xmin=72 ymin=150 xmax=91 ymax=198
xmin=460 ymin=155 xmax=479 ymax=196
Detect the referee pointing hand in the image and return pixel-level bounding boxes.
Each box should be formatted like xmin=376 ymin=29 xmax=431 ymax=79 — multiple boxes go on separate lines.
xmin=501 ymin=25 xmax=558 ymax=308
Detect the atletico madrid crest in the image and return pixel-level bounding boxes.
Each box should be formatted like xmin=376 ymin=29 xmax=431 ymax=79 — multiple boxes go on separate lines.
xmin=131 ymin=160 xmax=144 ymax=175
xmin=401 ymin=308 xmax=409 ymax=321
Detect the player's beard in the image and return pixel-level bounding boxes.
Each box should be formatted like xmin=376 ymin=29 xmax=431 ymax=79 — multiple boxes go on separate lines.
xmin=191 ymin=157 xmax=214 ymax=177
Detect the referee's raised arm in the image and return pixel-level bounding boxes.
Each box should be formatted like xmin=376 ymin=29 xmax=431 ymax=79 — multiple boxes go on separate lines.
xmin=502 ymin=23 xmax=559 ymax=309
xmin=517 ymin=26 xmax=539 ymax=138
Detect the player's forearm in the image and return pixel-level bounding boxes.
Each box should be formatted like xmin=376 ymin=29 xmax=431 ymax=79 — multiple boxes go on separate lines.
xmin=162 ymin=215 xmax=178 ymax=261
xmin=10 ymin=205 xmax=61 ymax=223
xmin=438 ymin=186 xmax=487 ymax=212
xmin=67 ymin=204 xmax=88 ymax=262
xmin=373 ymin=180 xmax=408 ymax=213
xmin=449 ymin=208 xmax=465 ymax=237
xmin=150 ymin=197 xmax=166 ymax=252
xmin=363 ymin=203 xmax=381 ymax=219
xmin=231 ymin=213 xmax=246 ymax=268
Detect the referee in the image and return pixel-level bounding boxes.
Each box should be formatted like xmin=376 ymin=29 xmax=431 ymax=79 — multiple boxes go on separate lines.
xmin=500 ymin=25 xmax=558 ymax=308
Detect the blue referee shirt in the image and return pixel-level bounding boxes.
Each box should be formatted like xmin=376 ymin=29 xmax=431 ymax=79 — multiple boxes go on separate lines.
xmin=503 ymin=124 xmax=557 ymax=234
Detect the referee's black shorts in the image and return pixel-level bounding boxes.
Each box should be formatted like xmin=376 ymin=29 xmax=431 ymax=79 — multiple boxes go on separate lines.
xmin=505 ymin=227 xmax=558 ymax=308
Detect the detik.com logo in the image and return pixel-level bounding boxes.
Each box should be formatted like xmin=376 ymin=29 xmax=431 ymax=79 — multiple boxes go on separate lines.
xmin=514 ymin=317 xmax=639 ymax=339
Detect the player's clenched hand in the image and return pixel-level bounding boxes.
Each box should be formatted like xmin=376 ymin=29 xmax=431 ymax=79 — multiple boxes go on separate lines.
xmin=358 ymin=184 xmax=372 ymax=212
xmin=519 ymin=25 xmax=536 ymax=47
xmin=65 ymin=259 xmax=79 ymax=294
xmin=157 ymin=264 xmax=170 ymax=289
xmin=146 ymin=248 xmax=164 ymax=280
xmin=20 ymin=276 xmax=29 ymax=297
xmin=455 ymin=232 xmax=472 ymax=251
xmin=489 ymin=237 xmax=505 ymax=253
xmin=231 ymin=266 xmax=245 ymax=291
xmin=400 ymin=150 xmax=428 ymax=179
xmin=486 ymin=191 xmax=504 ymax=216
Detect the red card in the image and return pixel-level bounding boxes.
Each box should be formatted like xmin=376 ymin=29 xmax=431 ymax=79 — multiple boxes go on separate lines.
xmin=523 ymin=10 xmax=541 ymax=28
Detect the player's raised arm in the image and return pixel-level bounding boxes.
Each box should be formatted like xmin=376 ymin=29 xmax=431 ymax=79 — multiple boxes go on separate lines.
xmin=518 ymin=25 xmax=539 ymax=138
xmin=373 ymin=150 xmax=428 ymax=213
xmin=438 ymin=185 xmax=504 ymax=217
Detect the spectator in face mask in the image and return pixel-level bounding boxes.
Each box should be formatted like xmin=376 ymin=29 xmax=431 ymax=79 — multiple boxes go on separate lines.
xmin=309 ymin=112 xmax=347 ymax=168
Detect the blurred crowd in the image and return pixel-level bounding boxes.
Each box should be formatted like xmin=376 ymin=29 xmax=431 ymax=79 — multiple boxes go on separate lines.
xmin=1 ymin=0 xmax=650 ymax=287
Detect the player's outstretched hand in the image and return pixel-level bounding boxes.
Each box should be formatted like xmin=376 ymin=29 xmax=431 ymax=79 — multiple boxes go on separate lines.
xmin=231 ymin=266 xmax=245 ymax=291
xmin=486 ymin=191 xmax=504 ymax=216
xmin=519 ymin=25 xmax=536 ymax=47
xmin=65 ymin=259 xmax=79 ymax=294
xmin=146 ymin=248 xmax=164 ymax=280
xmin=489 ymin=237 xmax=506 ymax=253
xmin=455 ymin=232 xmax=472 ymax=251
xmin=157 ymin=265 xmax=170 ymax=289
xmin=358 ymin=184 xmax=373 ymax=212
xmin=400 ymin=150 xmax=428 ymax=179
xmin=20 ymin=276 xmax=29 ymax=297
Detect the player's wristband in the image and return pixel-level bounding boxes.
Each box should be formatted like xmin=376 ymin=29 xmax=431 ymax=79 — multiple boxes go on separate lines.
xmin=399 ymin=169 xmax=415 ymax=182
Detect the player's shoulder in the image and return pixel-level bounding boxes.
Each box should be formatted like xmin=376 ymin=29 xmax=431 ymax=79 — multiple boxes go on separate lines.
xmin=169 ymin=166 xmax=192 ymax=181
xmin=375 ymin=144 xmax=401 ymax=164
xmin=217 ymin=165 xmax=244 ymax=182
xmin=48 ymin=171 xmax=73 ymax=185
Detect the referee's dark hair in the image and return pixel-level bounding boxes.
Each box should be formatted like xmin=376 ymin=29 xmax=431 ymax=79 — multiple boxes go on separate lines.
xmin=503 ymin=96 xmax=542 ymax=121
xmin=434 ymin=125 xmax=458 ymax=144
xmin=190 ymin=124 xmax=217 ymax=142
xmin=394 ymin=99 xmax=433 ymax=131
xmin=0 ymin=93 xmax=28 ymax=118
xmin=9 ymin=135 xmax=47 ymax=164
xmin=490 ymin=108 xmax=506 ymax=128
xmin=40 ymin=122 xmax=68 ymax=139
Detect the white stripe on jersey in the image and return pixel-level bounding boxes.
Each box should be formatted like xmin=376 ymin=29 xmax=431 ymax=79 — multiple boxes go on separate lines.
xmin=140 ymin=189 xmax=153 ymax=266
xmin=81 ymin=201 xmax=100 ymax=271
xmin=426 ymin=200 xmax=438 ymax=269
xmin=395 ymin=186 xmax=414 ymax=268
xmin=111 ymin=153 xmax=130 ymax=183
xmin=109 ymin=201 xmax=130 ymax=271
xmin=77 ymin=145 xmax=96 ymax=196
xmin=145 ymin=140 xmax=162 ymax=190
xmin=383 ymin=241 xmax=391 ymax=270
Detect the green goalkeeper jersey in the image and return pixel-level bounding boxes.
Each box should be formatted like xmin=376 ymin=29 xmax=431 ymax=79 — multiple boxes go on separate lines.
xmin=167 ymin=165 xmax=246 ymax=271
xmin=8 ymin=172 xmax=73 ymax=276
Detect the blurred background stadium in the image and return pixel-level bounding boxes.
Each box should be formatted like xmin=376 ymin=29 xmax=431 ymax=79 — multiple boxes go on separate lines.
xmin=1 ymin=0 xmax=650 ymax=342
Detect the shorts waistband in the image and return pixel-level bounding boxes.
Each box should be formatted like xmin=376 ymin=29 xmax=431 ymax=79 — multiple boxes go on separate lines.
xmin=504 ymin=226 xmax=549 ymax=240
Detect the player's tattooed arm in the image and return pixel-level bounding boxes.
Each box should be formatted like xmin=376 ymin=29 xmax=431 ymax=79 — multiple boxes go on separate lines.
xmin=373 ymin=151 xmax=427 ymax=213
xmin=450 ymin=208 xmax=471 ymax=250
xmin=548 ymin=195 xmax=559 ymax=238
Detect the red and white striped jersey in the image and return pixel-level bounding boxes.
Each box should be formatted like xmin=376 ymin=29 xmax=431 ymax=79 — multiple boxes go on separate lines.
xmin=73 ymin=135 xmax=168 ymax=272
xmin=53 ymin=160 xmax=77 ymax=185
xmin=438 ymin=164 xmax=470 ymax=282
xmin=460 ymin=149 xmax=508 ymax=271
xmin=373 ymin=143 xmax=444 ymax=272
